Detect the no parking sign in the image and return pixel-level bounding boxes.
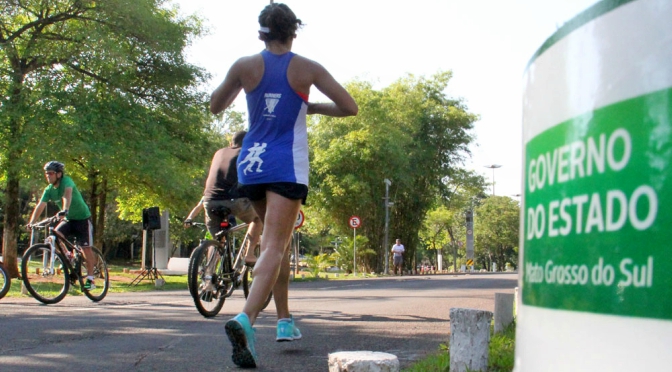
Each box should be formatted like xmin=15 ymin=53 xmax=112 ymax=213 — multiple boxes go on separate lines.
xmin=349 ymin=216 xmax=361 ymax=229
xmin=295 ymin=210 xmax=305 ymax=229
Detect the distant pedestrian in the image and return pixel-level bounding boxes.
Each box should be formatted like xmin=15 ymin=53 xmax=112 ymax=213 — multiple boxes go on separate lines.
xmin=391 ymin=239 xmax=405 ymax=276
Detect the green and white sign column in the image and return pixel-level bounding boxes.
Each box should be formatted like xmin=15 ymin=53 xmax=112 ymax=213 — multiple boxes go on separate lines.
xmin=516 ymin=0 xmax=672 ymax=371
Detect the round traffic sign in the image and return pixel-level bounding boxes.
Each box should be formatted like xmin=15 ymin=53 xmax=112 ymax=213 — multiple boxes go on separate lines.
xmin=295 ymin=210 xmax=305 ymax=229
xmin=349 ymin=216 xmax=361 ymax=228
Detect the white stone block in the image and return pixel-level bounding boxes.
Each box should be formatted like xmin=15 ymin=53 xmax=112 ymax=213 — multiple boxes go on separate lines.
xmin=494 ymin=293 xmax=514 ymax=333
xmin=167 ymin=257 xmax=189 ymax=271
xmin=328 ymin=351 xmax=399 ymax=372
xmin=450 ymin=308 xmax=493 ymax=372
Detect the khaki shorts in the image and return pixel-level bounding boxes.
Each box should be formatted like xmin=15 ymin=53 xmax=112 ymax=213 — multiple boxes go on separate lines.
xmin=204 ymin=198 xmax=257 ymax=237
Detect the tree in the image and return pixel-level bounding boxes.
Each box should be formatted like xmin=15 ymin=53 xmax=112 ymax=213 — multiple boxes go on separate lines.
xmin=310 ymin=72 xmax=478 ymax=273
xmin=419 ymin=169 xmax=488 ymax=271
xmin=474 ymin=196 xmax=520 ymax=271
xmin=0 ymin=0 xmax=211 ymax=276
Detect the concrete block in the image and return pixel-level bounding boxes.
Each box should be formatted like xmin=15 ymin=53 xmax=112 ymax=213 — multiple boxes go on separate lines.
xmin=450 ymin=307 xmax=493 ymax=372
xmin=155 ymin=278 xmax=165 ymax=287
xmin=328 ymin=351 xmax=399 ymax=372
xmin=167 ymin=257 xmax=189 ymax=271
xmin=494 ymin=293 xmax=514 ymax=333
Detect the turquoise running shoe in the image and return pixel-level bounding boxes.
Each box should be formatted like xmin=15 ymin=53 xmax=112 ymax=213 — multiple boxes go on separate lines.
xmin=225 ymin=313 xmax=258 ymax=368
xmin=276 ymin=314 xmax=302 ymax=342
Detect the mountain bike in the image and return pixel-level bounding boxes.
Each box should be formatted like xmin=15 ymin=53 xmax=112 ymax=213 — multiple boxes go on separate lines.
xmin=22 ymin=215 xmax=109 ymax=304
xmin=0 ymin=260 xmax=9 ymax=300
xmin=187 ymin=210 xmax=272 ymax=318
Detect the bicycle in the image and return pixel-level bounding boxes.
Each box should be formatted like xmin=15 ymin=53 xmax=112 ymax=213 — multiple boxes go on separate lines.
xmin=0 ymin=260 xmax=9 ymax=300
xmin=21 ymin=215 xmax=109 ymax=304
xmin=187 ymin=209 xmax=272 ymax=318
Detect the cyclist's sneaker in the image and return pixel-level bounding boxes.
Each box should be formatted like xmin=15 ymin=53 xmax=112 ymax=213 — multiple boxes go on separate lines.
xmin=276 ymin=314 xmax=302 ymax=342
xmin=225 ymin=313 xmax=258 ymax=368
xmin=84 ymin=279 xmax=96 ymax=290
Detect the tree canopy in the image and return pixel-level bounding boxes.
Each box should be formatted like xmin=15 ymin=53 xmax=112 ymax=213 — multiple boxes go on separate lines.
xmin=309 ymin=72 xmax=479 ymax=273
xmin=0 ymin=0 xmax=214 ymax=276
xmin=474 ymin=196 xmax=520 ymax=271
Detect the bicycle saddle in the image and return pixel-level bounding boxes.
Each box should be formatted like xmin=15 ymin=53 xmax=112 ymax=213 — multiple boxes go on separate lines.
xmin=208 ymin=205 xmax=232 ymax=218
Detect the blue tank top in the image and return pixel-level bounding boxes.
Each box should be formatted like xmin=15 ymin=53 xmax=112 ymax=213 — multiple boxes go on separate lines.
xmin=238 ymin=50 xmax=309 ymax=186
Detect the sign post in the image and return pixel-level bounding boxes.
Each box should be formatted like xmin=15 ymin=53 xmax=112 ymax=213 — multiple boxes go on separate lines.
xmin=349 ymin=216 xmax=361 ymax=276
xmin=293 ymin=210 xmax=305 ymax=276
xmin=465 ymin=210 xmax=474 ymax=272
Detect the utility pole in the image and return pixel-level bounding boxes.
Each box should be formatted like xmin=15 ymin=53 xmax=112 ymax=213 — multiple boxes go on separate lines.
xmin=383 ymin=178 xmax=392 ymax=274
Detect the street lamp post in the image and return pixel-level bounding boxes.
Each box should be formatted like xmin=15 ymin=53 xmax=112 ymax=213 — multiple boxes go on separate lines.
xmin=383 ymin=178 xmax=392 ymax=274
xmin=484 ymin=164 xmax=502 ymax=196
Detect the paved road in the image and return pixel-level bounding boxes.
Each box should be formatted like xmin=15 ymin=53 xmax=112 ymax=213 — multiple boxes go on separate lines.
xmin=0 ymin=273 xmax=517 ymax=371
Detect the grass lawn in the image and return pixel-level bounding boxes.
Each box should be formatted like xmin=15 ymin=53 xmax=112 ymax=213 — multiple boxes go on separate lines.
xmin=2 ymin=260 xmax=377 ymax=298
xmin=402 ymin=323 xmax=516 ymax=372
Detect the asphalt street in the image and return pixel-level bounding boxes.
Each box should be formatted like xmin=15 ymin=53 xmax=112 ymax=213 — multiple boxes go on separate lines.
xmin=0 ymin=273 xmax=518 ymax=371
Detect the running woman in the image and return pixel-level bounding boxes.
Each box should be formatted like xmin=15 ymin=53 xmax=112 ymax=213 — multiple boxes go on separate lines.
xmin=210 ymin=3 xmax=358 ymax=368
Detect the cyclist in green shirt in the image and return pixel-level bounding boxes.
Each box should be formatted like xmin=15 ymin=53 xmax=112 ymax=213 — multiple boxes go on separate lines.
xmin=27 ymin=161 xmax=97 ymax=289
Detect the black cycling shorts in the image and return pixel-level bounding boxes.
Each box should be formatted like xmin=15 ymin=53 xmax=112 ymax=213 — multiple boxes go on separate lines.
xmin=56 ymin=218 xmax=93 ymax=246
xmin=239 ymin=182 xmax=308 ymax=205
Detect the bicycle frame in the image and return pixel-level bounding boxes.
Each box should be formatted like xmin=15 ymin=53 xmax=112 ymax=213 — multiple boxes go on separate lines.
xmin=30 ymin=217 xmax=81 ymax=279
xmin=188 ymin=217 xmax=271 ymax=317
xmin=209 ymin=222 xmax=250 ymax=298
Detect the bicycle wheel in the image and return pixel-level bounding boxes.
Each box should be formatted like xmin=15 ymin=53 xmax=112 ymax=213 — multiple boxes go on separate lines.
xmin=77 ymin=247 xmax=109 ymax=302
xmin=188 ymin=243 xmax=209 ymax=297
xmin=187 ymin=245 xmax=200 ymax=297
xmin=21 ymin=244 xmax=70 ymax=304
xmin=0 ymin=263 xmax=9 ymax=300
xmin=242 ymin=265 xmax=273 ymax=311
xmin=189 ymin=242 xmax=227 ymax=317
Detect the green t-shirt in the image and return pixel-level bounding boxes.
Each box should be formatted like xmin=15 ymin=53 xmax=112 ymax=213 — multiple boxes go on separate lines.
xmin=40 ymin=175 xmax=91 ymax=220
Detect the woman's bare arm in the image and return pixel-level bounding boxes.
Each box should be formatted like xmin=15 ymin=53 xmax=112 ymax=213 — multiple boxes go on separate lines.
xmin=210 ymin=59 xmax=246 ymax=115
xmin=307 ymin=62 xmax=358 ymax=117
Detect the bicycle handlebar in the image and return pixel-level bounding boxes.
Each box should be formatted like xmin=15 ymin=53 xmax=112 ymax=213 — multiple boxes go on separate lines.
xmin=28 ymin=215 xmax=61 ymax=230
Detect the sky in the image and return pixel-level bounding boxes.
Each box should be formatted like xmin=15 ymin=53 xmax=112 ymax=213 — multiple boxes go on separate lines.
xmin=169 ymin=0 xmax=599 ymax=199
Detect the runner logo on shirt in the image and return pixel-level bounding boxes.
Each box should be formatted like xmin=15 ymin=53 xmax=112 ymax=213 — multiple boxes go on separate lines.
xmin=239 ymin=142 xmax=267 ymax=174
xmin=264 ymin=93 xmax=281 ymax=117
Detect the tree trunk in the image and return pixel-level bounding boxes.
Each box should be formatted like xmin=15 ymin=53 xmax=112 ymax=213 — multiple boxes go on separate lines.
xmin=2 ymin=177 xmax=21 ymax=278
xmin=87 ymin=170 xmax=106 ymax=252
xmin=88 ymin=169 xmax=99 ymax=238
xmin=2 ymin=73 xmax=26 ymax=278
xmin=95 ymin=178 xmax=107 ymax=252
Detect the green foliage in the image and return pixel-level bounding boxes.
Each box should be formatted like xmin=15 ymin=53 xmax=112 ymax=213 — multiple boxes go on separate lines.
xmin=489 ymin=323 xmax=516 ymax=372
xmin=403 ymin=322 xmax=516 ymax=372
xmin=310 ymin=73 xmax=478 ymax=273
xmin=304 ymin=252 xmax=336 ymax=278
xmin=474 ymin=196 xmax=520 ymax=271
xmin=0 ymin=0 xmax=233 ymax=265
xmin=419 ymin=170 xmax=488 ymax=269
xmin=402 ymin=348 xmax=450 ymax=372
xmin=332 ymin=234 xmax=372 ymax=273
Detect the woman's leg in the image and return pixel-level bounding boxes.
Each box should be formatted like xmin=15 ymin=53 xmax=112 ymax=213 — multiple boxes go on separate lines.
xmin=244 ymin=217 xmax=263 ymax=263
xmin=243 ymin=191 xmax=301 ymax=324
xmin=272 ymin=239 xmax=292 ymax=319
